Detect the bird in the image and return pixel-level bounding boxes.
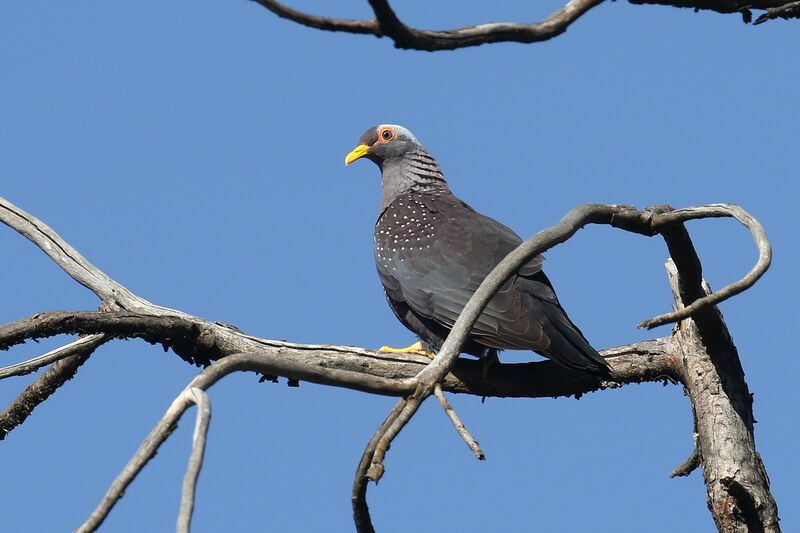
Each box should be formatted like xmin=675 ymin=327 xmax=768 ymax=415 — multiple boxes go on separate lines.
xmin=345 ymin=124 xmax=611 ymax=376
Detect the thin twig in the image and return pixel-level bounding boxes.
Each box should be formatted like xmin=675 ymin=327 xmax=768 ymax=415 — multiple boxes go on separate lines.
xmin=0 ymin=334 xmax=106 ymax=380
xmin=77 ymin=355 xmax=248 ymax=532
xmin=0 ymin=334 xmax=107 ymax=440
xmin=177 ymin=388 xmax=212 ymax=533
xmin=670 ymin=447 xmax=702 ymax=478
xmin=433 ymin=383 xmax=484 ymax=460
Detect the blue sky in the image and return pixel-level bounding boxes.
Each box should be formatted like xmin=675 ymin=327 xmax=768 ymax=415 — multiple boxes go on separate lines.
xmin=1 ymin=1 xmax=797 ymax=531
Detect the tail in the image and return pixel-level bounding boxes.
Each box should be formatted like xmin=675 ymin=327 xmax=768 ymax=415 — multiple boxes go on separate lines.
xmin=519 ymin=272 xmax=612 ymax=377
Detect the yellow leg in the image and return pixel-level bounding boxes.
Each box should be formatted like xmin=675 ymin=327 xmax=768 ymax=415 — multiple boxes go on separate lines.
xmin=379 ymin=341 xmax=436 ymax=359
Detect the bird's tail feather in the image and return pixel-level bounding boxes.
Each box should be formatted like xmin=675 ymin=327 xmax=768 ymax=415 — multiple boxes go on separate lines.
xmin=540 ymin=304 xmax=611 ymax=376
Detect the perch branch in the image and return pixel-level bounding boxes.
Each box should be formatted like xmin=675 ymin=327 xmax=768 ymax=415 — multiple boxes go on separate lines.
xmin=2 ymin=194 xmax=774 ymax=531
xmin=350 ymin=202 xmax=769 ymax=532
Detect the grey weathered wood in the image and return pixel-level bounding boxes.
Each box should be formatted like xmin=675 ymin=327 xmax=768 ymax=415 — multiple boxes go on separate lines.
xmin=0 ymin=195 xmax=779 ymax=532
xmin=252 ymin=0 xmax=797 ymax=52
xmin=666 ymin=260 xmax=779 ymax=532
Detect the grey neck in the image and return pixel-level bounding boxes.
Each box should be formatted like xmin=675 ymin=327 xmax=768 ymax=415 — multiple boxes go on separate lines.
xmin=379 ymin=148 xmax=450 ymax=211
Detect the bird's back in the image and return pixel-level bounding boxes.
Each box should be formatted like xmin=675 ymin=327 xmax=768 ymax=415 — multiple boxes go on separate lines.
xmin=374 ymin=189 xmax=609 ymax=375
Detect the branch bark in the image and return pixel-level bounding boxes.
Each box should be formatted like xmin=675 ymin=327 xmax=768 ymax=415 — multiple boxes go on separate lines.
xmin=250 ymin=0 xmax=795 ymax=51
xmin=666 ymin=260 xmax=779 ymax=532
xmin=0 ymin=195 xmax=779 ymax=532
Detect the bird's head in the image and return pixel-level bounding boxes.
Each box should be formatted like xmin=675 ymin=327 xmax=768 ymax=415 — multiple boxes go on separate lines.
xmin=345 ymin=124 xmax=422 ymax=168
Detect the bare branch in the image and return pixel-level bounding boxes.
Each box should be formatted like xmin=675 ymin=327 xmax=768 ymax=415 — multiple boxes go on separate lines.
xmin=0 ymin=197 xmax=188 ymax=316
xmin=637 ymin=204 xmax=771 ymax=329
xmin=352 ymin=400 xmax=406 ymax=533
xmin=78 ymin=355 xmax=253 ymax=533
xmin=433 ymin=383 xmax=484 ymax=460
xmin=251 ymin=0 xmax=605 ymax=50
xmin=666 ymin=260 xmax=780 ymax=531
xmin=251 ymin=0 xmax=795 ymax=51
xmin=670 ymin=446 xmax=701 ymax=478
xmin=754 ymin=0 xmax=800 ymax=23
xmin=2 ymin=193 xmax=776 ymax=530
xmin=0 ymin=334 xmax=107 ymax=440
xmin=0 ymin=334 xmax=106 ymax=380
xmin=178 ymin=388 xmax=212 ymax=533
xmin=250 ymin=0 xmax=377 ymax=34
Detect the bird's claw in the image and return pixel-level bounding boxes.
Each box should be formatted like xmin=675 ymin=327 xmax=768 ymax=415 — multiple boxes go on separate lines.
xmin=379 ymin=341 xmax=436 ymax=359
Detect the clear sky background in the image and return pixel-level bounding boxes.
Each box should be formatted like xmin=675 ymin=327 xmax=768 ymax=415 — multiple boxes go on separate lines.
xmin=1 ymin=1 xmax=797 ymax=532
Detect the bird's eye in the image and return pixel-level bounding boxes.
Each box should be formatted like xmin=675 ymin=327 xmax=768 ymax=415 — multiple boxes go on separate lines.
xmin=380 ymin=128 xmax=395 ymax=141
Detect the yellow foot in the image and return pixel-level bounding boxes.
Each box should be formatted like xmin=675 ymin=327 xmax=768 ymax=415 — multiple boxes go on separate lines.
xmin=379 ymin=341 xmax=436 ymax=359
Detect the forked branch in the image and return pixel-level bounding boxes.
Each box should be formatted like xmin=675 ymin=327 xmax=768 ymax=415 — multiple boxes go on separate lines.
xmin=251 ymin=0 xmax=795 ymax=51
xmin=0 ymin=196 xmax=774 ymax=532
xmin=350 ymin=202 xmax=771 ymax=532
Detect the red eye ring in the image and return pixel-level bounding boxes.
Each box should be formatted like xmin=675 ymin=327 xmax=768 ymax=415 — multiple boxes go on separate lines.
xmin=378 ymin=128 xmax=396 ymax=143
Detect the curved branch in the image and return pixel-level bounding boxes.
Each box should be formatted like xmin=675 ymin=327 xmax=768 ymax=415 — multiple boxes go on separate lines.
xmin=349 ymin=202 xmax=769 ymax=530
xmin=177 ymin=388 xmax=211 ymax=533
xmin=251 ymin=0 xmax=605 ymax=50
xmin=1 ymin=195 xmax=774 ymax=531
xmin=250 ymin=0 xmax=377 ymax=34
xmin=637 ymin=204 xmax=771 ymax=329
xmin=251 ymin=0 xmax=794 ymax=51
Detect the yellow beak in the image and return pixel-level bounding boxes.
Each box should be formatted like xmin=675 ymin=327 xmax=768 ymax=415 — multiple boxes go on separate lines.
xmin=345 ymin=144 xmax=370 ymax=165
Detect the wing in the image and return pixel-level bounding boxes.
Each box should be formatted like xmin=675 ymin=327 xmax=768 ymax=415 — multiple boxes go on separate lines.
xmin=375 ymin=192 xmax=548 ymax=351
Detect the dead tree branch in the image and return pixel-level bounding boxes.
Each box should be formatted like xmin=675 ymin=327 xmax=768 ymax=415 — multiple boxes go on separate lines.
xmin=665 ymin=259 xmax=779 ymax=532
xmin=0 ymin=195 xmax=777 ymax=532
xmin=0 ymin=333 xmax=108 ymax=440
xmin=251 ymin=0 xmax=794 ymax=51
xmin=754 ymin=0 xmax=800 ymax=22
xmin=349 ymin=202 xmax=774 ymax=533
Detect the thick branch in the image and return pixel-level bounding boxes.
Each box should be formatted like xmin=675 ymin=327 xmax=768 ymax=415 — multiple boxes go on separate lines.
xmin=0 ymin=310 xmax=673 ymax=398
xmin=1 ymin=194 xmax=776 ymax=532
xmin=666 ymin=260 xmax=780 ymax=532
xmin=349 ymin=202 xmax=769 ymax=531
xmin=754 ymin=0 xmax=800 ymax=22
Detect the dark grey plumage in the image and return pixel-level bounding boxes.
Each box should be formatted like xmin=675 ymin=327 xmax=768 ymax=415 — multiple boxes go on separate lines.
xmin=346 ymin=124 xmax=610 ymax=376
